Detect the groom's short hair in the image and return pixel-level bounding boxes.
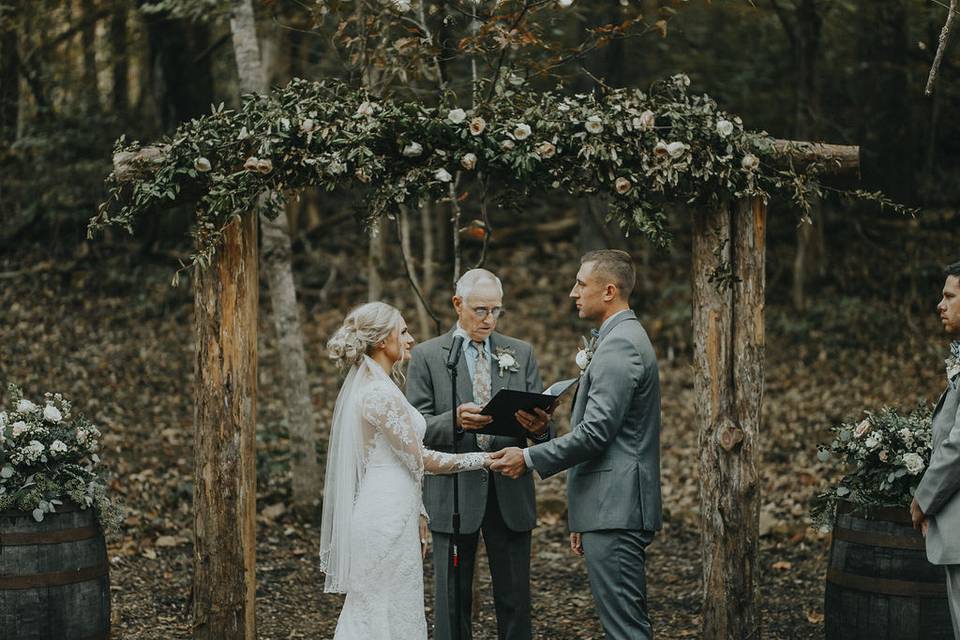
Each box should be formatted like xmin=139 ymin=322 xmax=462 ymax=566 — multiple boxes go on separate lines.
xmin=945 ymin=260 xmax=960 ymax=279
xmin=581 ymin=249 xmax=635 ymax=300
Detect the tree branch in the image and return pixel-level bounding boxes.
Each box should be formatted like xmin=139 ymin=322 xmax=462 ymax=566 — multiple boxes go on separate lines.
xmin=925 ymin=0 xmax=958 ymax=96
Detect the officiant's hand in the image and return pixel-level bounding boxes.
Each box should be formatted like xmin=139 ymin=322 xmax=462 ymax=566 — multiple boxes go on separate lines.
xmin=570 ymin=533 xmax=584 ymax=557
xmin=514 ymin=407 xmax=551 ymax=436
xmin=489 ymin=447 xmax=527 ymax=479
xmin=457 ymin=402 xmax=493 ymax=431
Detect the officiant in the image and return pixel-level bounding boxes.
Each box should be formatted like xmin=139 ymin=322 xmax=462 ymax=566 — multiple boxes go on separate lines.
xmin=406 ymin=268 xmax=551 ymax=640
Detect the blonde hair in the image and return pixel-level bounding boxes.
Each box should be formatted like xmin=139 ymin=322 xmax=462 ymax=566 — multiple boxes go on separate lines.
xmin=327 ymin=302 xmax=403 ymax=369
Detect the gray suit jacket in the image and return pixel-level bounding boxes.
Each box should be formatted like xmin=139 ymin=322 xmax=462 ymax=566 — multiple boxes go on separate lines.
xmin=916 ymin=383 xmax=960 ymax=565
xmin=527 ymin=310 xmax=662 ymax=534
xmin=406 ymin=329 xmax=545 ymax=534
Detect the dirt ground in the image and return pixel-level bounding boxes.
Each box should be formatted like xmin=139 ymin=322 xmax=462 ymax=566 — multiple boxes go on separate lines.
xmin=0 ymin=238 xmax=948 ymax=639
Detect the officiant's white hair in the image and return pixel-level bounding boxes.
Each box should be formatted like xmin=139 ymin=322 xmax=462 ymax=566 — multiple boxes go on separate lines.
xmin=455 ymin=268 xmax=503 ymax=301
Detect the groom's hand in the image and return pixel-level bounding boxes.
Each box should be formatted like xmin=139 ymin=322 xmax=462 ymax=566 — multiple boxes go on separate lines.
xmin=910 ymin=497 xmax=925 ymax=530
xmin=489 ymin=447 xmax=527 ymax=479
xmin=514 ymin=407 xmax=551 ymax=436
xmin=570 ymin=532 xmax=584 ymax=557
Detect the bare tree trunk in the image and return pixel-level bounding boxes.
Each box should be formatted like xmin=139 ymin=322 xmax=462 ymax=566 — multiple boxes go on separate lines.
xmin=110 ymin=0 xmax=128 ymax=118
xmin=0 ymin=0 xmax=19 ymax=142
xmin=230 ymin=0 xmax=321 ymax=516
xmin=80 ymin=0 xmax=99 ymax=112
xmin=401 ymin=207 xmax=431 ymax=337
xmin=192 ymin=214 xmax=258 ymax=640
xmin=420 ymin=201 xmax=436 ymax=322
xmin=368 ymin=219 xmax=384 ymax=301
xmin=691 ymin=197 xmax=765 ymax=640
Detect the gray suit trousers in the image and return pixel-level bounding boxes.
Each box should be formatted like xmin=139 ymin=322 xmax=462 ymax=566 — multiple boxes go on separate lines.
xmin=582 ymin=529 xmax=656 ymax=640
xmin=431 ymin=481 xmax=532 ymax=640
xmin=948 ymin=565 xmax=960 ymax=639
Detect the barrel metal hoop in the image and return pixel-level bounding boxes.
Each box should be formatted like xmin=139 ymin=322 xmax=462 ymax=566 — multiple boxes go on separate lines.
xmin=0 ymin=561 xmax=109 ymax=590
xmin=826 ymin=567 xmax=948 ymax=598
xmin=0 ymin=526 xmax=101 ymax=546
xmin=835 ymin=501 xmax=913 ymax=524
xmin=832 ymin=526 xmax=927 ymax=551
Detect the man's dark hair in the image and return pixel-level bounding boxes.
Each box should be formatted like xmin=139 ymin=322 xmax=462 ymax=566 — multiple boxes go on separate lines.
xmin=581 ymin=249 xmax=636 ymax=300
xmin=945 ymin=260 xmax=960 ymax=279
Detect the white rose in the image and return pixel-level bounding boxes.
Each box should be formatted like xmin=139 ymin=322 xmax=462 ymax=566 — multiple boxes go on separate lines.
xmin=584 ymin=115 xmax=603 ymax=134
xmin=741 ymin=153 xmax=760 ymax=171
xmin=653 ymin=140 xmax=669 ymax=158
xmin=391 ymin=0 xmax=411 ymax=11
xmin=447 ymin=108 xmax=467 ymax=124
xmin=50 ymin=439 xmax=68 ymax=455
xmin=666 ymin=141 xmax=686 ymax=158
xmin=402 ymin=142 xmax=423 ymax=158
xmin=17 ymin=399 xmax=37 ymax=413
xmin=0 ymin=465 xmax=13 ymax=479
xmin=575 ymin=349 xmax=590 ymax=370
xmin=356 ymin=101 xmax=375 ymax=117
xmin=434 ymin=168 xmax=453 ymax=183
xmin=12 ymin=421 xmax=28 ymax=437
xmin=194 ymin=157 xmax=212 ymax=173
xmin=558 ymin=0 xmax=574 ymax=6
xmin=865 ymin=436 xmax=878 ymax=449
xmin=637 ymin=110 xmax=655 ymax=131
xmin=716 ymin=119 xmax=734 ymax=137
xmin=498 ymin=353 xmax=517 ymax=368
xmin=536 ymin=142 xmax=557 ymax=159
xmin=255 ymin=158 xmax=273 ymax=174
xmin=43 ymin=405 xmax=62 ymax=423
xmin=512 ymin=123 xmax=532 ymax=140
xmin=76 ymin=429 xmax=88 ymax=444
xmin=501 ymin=139 xmax=515 ymax=151
xmin=300 ymin=118 xmax=316 ymax=134
xmin=902 ymin=452 xmax=925 ymax=475
xmin=460 ymin=153 xmax=477 ymax=171
xmin=469 ymin=117 xmax=486 ymax=136
xmin=615 ymin=177 xmax=632 ymax=194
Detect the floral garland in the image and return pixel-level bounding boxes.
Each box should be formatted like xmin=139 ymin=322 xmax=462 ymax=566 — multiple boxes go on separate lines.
xmin=89 ymin=75 xmax=910 ymax=268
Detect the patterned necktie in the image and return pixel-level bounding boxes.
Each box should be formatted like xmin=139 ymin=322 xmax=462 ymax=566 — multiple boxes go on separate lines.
xmin=473 ymin=342 xmax=494 ymax=451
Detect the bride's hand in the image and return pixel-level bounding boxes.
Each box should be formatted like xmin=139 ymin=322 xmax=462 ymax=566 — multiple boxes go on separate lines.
xmin=420 ymin=516 xmax=430 ymax=559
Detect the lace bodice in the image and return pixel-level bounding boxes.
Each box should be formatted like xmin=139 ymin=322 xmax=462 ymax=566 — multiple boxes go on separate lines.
xmin=359 ymin=376 xmax=488 ymax=483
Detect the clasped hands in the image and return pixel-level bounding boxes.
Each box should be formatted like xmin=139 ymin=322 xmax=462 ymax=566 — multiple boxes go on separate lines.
xmin=457 ymin=402 xmax=551 ymax=480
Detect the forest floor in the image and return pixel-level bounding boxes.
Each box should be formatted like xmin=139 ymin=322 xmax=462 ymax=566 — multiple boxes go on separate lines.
xmin=0 ymin=230 xmax=950 ymax=639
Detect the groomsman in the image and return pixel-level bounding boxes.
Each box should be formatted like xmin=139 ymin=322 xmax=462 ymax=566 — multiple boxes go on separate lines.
xmin=491 ymin=249 xmax=662 ymax=640
xmin=912 ymin=259 xmax=960 ymax=639
xmin=406 ymin=268 xmax=551 ymax=640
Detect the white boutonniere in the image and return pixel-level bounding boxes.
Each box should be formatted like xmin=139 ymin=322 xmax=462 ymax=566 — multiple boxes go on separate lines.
xmin=946 ymin=341 xmax=960 ymax=389
xmin=493 ymin=346 xmax=520 ymax=377
xmin=575 ymin=334 xmax=598 ymax=372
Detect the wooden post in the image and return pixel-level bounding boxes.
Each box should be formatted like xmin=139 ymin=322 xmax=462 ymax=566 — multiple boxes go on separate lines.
xmin=192 ymin=214 xmax=258 ymax=640
xmin=692 ymin=196 xmax=766 ymax=640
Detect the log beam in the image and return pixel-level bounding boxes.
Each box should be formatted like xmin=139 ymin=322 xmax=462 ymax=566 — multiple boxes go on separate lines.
xmin=771 ymin=139 xmax=860 ymax=176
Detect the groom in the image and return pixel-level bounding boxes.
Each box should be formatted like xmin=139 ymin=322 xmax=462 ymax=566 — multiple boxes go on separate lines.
xmin=911 ymin=259 xmax=960 ymax=638
xmin=491 ymin=249 xmax=662 ymax=640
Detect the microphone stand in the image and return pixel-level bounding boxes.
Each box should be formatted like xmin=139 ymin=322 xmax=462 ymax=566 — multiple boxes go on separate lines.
xmin=446 ymin=336 xmax=465 ymax=640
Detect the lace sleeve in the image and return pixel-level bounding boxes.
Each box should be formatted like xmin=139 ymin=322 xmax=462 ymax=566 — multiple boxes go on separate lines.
xmin=422 ymin=449 xmax=488 ymax=476
xmin=361 ymin=386 xmax=488 ymax=480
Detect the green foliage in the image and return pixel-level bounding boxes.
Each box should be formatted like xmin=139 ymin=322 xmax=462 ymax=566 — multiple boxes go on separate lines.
xmin=91 ymin=73 xmax=899 ymax=270
xmin=0 ymin=384 xmax=122 ymax=531
xmin=810 ymin=404 xmax=933 ymax=532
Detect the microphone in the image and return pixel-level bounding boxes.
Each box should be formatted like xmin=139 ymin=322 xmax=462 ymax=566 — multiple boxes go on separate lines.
xmin=446 ymin=334 xmax=466 ymax=370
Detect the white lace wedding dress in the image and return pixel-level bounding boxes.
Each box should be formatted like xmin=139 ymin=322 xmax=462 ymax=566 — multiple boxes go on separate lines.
xmin=320 ymin=356 xmax=487 ymax=640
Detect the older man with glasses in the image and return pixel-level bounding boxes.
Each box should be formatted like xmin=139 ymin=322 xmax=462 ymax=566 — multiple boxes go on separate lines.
xmin=406 ymin=268 xmax=551 ymax=640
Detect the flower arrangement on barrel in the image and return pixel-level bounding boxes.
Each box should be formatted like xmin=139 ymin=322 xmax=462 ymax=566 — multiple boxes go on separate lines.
xmin=0 ymin=384 xmax=121 ymax=529
xmin=811 ymin=404 xmax=933 ymax=531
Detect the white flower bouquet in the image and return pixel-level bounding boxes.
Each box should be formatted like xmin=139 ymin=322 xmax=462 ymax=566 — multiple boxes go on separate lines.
xmin=811 ymin=404 xmax=933 ymax=531
xmin=0 ymin=384 xmax=121 ymax=528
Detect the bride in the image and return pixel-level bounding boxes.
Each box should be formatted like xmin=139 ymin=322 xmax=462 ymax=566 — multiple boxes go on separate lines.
xmin=321 ymin=302 xmax=492 ymax=639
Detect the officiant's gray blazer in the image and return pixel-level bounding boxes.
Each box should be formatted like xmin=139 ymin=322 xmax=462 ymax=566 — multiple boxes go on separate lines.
xmin=406 ymin=329 xmax=544 ymax=534
xmin=916 ymin=383 xmax=960 ymax=565
xmin=527 ymin=310 xmax=662 ymax=533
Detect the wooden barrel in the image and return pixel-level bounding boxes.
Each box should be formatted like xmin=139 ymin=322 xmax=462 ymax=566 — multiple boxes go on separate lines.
xmin=0 ymin=503 xmax=111 ymax=639
xmin=825 ymin=501 xmax=952 ymax=639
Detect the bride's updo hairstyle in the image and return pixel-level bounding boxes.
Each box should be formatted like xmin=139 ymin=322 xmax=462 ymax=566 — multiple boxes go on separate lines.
xmin=327 ymin=302 xmax=403 ymax=369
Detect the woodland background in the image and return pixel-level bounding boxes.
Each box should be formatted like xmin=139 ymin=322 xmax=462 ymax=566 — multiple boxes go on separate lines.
xmin=1 ymin=0 xmax=959 ymax=638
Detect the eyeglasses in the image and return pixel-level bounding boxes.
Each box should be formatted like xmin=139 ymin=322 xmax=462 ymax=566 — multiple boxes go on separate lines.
xmin=470 ymin=306 xmax=505 ymax=320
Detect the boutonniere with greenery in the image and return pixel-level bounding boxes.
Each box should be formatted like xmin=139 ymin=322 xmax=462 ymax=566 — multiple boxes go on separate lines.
xmin=493 ymin=346 xmax=520 ymax=378
xmin=575 ymin=334 xmax=598 ymax=372
xmin=946 ymin=341 xmax=960 ymax=390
